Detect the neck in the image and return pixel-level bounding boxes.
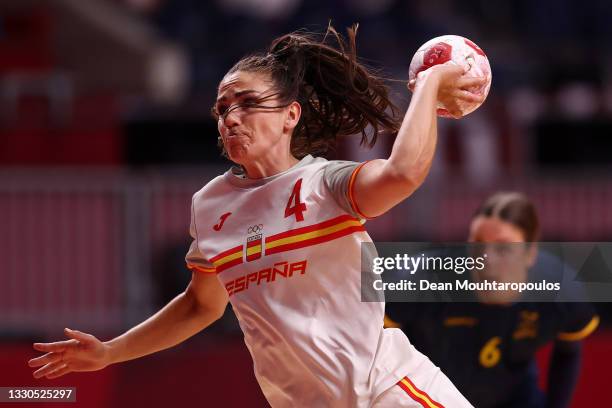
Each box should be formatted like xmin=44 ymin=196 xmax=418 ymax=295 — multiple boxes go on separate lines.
xmin=242 ymin=152 xmax=300 ymax=179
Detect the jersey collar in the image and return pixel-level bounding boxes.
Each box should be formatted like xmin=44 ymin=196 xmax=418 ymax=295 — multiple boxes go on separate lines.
xmin=224 ymin=155 xmax=316 ymax=188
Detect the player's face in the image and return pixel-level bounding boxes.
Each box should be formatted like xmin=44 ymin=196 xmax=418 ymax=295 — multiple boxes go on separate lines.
xmin=468 ymin=216 xmax=537 ymax=303
xmin=215 ymin=70 xmax=295 ymax=165
xmin=468 ymin=216 xmax=525 ymax=243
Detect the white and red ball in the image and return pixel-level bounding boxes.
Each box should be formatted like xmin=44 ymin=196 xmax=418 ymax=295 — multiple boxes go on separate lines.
xmin=408 ymin=35 xmax=492 ymax=118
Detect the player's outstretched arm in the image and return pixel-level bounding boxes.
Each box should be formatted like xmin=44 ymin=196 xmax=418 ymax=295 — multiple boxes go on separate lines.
xmin=29 ymin=272 xmax=228 ymax=379
xmin=352 ymin=64 xmax=487 ymax=218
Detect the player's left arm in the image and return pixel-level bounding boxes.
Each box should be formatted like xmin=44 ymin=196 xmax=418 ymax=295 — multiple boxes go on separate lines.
xmin=546 ymin=339 xmax=582 ymax=408
xmin=546 ymin=309 xmax=600 ymax=408
xmin=351 ymin=65 xmax=486 ymax=218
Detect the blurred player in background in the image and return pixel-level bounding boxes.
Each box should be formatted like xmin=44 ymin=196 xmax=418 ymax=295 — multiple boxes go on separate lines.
xmin=386 ymin=192 xmax=599 ymax=408
xmin=28 ymin=26 xmax=487 ymax=407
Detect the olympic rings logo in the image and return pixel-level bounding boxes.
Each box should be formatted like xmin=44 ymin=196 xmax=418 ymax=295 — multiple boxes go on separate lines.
xmin=247 ymin=224 xmax=263 ymax=234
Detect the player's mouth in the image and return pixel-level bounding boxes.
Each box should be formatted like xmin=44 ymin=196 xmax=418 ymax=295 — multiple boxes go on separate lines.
xmin=225 ymin=130 xmax=245 ymax=141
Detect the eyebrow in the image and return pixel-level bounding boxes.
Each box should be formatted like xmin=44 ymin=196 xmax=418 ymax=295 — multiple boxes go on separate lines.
xmin=216 ymin=89 xmax=259 ymax=104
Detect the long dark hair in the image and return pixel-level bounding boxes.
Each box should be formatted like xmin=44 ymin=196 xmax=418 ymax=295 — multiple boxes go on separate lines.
xmin=473 ymin=192 xmax=540 ymax=242
xmin=214 ymin=24 xmax=400 ymax=158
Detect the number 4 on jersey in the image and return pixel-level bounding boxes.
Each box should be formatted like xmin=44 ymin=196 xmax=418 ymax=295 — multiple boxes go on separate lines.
xmin=285 ymin=178 xmax=307 ymax=222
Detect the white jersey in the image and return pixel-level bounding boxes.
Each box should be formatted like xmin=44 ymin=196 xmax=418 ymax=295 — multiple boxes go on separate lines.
xmin=185 ymin=155 xmax=421 ymax=407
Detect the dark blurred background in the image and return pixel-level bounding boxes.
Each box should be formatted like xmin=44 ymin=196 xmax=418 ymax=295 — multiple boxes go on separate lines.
xmin=1 ymin=0 xmax=611 ymax=406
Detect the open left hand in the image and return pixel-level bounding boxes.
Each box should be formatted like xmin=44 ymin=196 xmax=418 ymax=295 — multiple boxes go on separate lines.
xmin=28 ymin=328 xmax=111 ymax=379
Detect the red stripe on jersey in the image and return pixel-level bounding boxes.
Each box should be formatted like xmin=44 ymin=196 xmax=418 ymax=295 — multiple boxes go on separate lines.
xmin=265 ymin=224 xmax=365 ymax=255
xmin=246 ymin=253 xmax=262 ymax=262
xmin=216 ymin=257 xmax=243 ymax=273
xmin=266 ymin=214 xmax=358 ymax=243
xmin=208 ymin=215 xmax=364 ymax=274
xmin=210 ymin=244 xmax=243 ymax=263
xmin=397 ymin=377 xmax=445 ymax=408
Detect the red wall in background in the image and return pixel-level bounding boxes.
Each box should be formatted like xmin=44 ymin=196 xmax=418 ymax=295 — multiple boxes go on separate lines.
xmin=1 ymin=336 xmax=267 ymax=408
xmin=2 ymin=332 xmax=610 ymax=407
xmin=537 ymin=331 xmax=611 ymax=407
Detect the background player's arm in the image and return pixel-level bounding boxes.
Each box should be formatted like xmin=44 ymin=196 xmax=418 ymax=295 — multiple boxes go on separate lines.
xmin=29 ymin=272 xmax=228 ymax=379
xmin=546 ymin=340 xmax=582 ymax=408
xmin=545 ymin=309 xmax=599 ymax=408
xmin=352 ymin=65 xmax=486 ymax=218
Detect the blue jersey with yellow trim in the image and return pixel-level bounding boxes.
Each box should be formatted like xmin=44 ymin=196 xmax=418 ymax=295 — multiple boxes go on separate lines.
xmin=386 ymin=251 xmax=598 ymax=408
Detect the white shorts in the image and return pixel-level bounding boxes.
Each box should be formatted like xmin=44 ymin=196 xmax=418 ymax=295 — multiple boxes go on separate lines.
xmin=371 ymin=351 xmax=473 ymax=408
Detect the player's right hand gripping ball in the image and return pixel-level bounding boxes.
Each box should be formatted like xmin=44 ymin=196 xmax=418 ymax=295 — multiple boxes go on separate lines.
xmin=409 ymin=35 xmax=492 ymax=118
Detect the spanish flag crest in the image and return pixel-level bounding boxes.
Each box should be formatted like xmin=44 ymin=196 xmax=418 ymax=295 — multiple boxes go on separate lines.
xmin=246 ymin=234 xmax=263 ymax=262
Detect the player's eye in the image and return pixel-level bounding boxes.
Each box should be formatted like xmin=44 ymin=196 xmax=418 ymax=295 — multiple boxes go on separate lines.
xmin=495 ymin=244 xmax=513 ymax=256
xmin=211 ymin=105 xmax=222 ymax=119
xmin=218 ymin=99 xmax=260 ymax=119
xmin=241 ymin=97 xmax=258 ymax=107
xmin=232 ymin=98 xmax=260 ymax=112
xmin=215 ymin=104 xmax=228 ymax=116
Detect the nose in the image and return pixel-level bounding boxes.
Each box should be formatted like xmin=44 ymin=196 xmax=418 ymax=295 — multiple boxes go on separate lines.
xmin=220 ymin=107 xmax=240 ymax=129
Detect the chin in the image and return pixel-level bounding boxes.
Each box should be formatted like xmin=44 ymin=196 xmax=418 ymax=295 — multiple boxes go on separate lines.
xmin=228 ymin=153 xmax=245 ymax=165
xmin=227 ymin=146 xmax=251 ymax=165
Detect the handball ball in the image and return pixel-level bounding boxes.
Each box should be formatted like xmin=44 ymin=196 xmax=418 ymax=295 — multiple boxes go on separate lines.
xmin=408 ymin=35 xmax=492 ymax=118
